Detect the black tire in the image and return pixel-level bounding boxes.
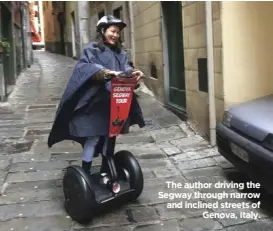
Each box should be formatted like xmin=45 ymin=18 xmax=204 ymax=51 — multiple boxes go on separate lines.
xmin=114 ymin=150 xmax=144 ymax=200
xmin=63 ymin=166 xmax=96 ymax=224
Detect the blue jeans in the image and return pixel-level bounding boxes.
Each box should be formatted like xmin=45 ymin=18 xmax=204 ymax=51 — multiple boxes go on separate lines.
xmin=82 ymin=136 xmax=108 ymax=162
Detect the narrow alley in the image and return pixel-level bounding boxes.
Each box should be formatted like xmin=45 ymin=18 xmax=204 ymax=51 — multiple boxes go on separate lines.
xmin=0 ymin=51 xmax=273 ymax=231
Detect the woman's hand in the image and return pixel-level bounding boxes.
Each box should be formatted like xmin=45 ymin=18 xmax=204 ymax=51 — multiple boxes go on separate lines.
xmin=132 ymin=70 xmax=144 ymax=78
xmin=105 ymin=70 xmax=122 ymax=77
xmin=103 ymin=70 xmax=122 ymax=82
xmin=132 ymin=70 xmax=144 ymax=83
xmin=92 ymin=69 xmax=121 ymax=83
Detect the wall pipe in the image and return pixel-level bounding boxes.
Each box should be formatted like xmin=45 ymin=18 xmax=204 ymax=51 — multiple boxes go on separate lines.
xmin=205 ymin=1 xmax=216 ymax=146
xmin=128 ymin=1 xmax=135 ymax=65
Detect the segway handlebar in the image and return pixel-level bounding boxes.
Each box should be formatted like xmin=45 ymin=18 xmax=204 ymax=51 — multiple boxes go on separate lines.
xmin=105 ymin=70 xmax=144 ymax=82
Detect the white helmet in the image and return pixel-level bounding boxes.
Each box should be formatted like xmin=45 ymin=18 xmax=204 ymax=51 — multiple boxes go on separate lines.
xmin=96 ymin=15 xmax=126 ymax=32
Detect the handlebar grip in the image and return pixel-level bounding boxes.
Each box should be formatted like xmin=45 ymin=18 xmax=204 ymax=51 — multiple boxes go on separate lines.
xmin=104 ymin=70 xmax=140 ymax=81
xmin=117 ymin=71 xmax=134 ymax=78
xmin=104 ymin=73 xmax=116 ymax=82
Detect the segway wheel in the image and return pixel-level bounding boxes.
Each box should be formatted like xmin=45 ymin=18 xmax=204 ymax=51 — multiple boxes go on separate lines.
xmin=114 ymin=150 xmax=144 ymax=201
xmin=63 ymin=166 xmax=96 ymax=224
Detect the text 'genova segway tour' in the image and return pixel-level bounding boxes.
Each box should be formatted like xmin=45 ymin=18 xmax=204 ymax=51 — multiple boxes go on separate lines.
xmin=62 ymin=72 xmax=144 ymax=224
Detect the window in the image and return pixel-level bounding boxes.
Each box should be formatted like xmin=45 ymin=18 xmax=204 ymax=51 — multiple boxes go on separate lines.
xmin=113 ymin=7 xmax=124 ymax=42
xmin=150 ymin=63 xmax=158 ymax=79
xmin=113 ymin=7 xmax=122 ymax=19
xmin=198 ymin=58 xmax=208 ymax=93
xmin=98 ymin=11 xmax=105 ymax=20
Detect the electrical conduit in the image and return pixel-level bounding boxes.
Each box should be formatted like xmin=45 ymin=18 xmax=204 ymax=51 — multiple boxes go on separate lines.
xmin=205 ymin=1 xmax=216 ymax=146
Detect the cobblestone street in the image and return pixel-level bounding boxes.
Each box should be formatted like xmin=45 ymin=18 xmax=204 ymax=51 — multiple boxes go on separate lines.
xmin=1 ymin=51 xmax=273 ymax=231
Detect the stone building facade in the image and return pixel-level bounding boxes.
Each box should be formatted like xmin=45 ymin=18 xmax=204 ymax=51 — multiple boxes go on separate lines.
xmin=43 ymin=1 xmax=79 ymax=58
xmin=43 ymin=1 xmax=66 ymax=55
xmin=180 ymin=1 xmax=273 ymax=139
xmin=0 ymin=1 xmax=33 ymax=102
xmin=131 ymin=1 xmax=223 ymax=139
xmin=61 ymin=1 xmax=132 ymax=59
xmin=132 ymin=2 xmax=163 ymax=102
xmin=44 ymin=2 xmax=133 ymax=59
xmin=63 ymin=1 xmax=78 ymax=58
xmin=182 ymin=1 xmax=223 ymax=137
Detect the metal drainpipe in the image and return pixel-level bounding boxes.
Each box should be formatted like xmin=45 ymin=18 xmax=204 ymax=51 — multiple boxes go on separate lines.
xmin=205 ymin=1 xmax=216 ymax=146
xmin=128 ymin=1 xmax=135 ymax=65
xmin=0 ymin=4 xmax=5 ymax=102
xmin=76 ymin=2 xmax=82 ymax=55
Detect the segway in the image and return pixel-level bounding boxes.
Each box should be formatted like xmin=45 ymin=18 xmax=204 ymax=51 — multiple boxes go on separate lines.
xmin=62 ymin=72 xmax=144 ymax=224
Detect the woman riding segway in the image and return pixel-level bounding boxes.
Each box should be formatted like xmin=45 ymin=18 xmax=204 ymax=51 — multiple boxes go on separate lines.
xmin=47 ymin=15 xmax=146 ymax=224
xmin=48 ymin=15 xmax=145 ymax=172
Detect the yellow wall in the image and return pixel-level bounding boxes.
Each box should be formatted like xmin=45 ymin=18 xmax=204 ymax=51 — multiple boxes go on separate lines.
xmin=43 ymin=1 xmax=56 ymax=43
xmin=182 ymin=1 xmax=223 ymax=137
xmin=132 ymin=1 xmax=224 ymax=138
xmin=64 ymin=1 xmax=77 ymax=43
xmin=89 ymin=2 xmax=123 ymax=40
xmin=43 ymin=1 xmax=64 ymax=43
xmin=132 ymin=2 xmax=164 ymax=102
xmin=89 ymin=2 xmax=106 ymax=40
xmin=222 ymin=1 xmax=273 ymax=107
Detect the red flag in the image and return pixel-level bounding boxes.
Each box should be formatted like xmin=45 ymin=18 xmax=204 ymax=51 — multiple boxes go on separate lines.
xmin=109 ymin=77 xmax=138 ymax=137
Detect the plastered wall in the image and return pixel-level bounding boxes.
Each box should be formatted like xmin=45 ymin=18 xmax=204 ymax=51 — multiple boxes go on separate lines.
xmin=222 ymin=1 xmax=273 ymax=107
xmin=43 ymin=2 xmax=57 ymax=43
xmin=43 ymin=1 xmax=65 ymax=54
xmin=182 ymin=1 xmax=223 ymax=137
xmin=132 ymin=2 xmax=164 ymax=102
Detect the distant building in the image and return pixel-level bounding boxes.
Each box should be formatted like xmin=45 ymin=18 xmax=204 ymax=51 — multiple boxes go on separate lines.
xmin=29 ymin=0 xmax=44 ymax=49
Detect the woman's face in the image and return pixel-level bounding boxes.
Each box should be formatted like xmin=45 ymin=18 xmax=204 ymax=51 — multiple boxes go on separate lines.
xmin=104 ymin=25 xmax=120 ymax=45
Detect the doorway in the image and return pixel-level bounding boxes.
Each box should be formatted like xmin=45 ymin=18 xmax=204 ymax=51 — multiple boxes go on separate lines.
xmin=1 ymin=4 xmax=13 ymax=89
xmin=161 ymin=1 xmax=186 ymax=117
xmin=57 ymin=12 xmax=65 ymax=55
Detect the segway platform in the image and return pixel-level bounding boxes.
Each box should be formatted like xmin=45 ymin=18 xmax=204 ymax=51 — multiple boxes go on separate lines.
xmin=63 ymin=72 xmax=144 ymax=224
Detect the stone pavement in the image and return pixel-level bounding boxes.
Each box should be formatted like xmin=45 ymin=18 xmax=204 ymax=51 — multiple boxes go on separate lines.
xmin=0 ymin=51 xmax=273 ymax=231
